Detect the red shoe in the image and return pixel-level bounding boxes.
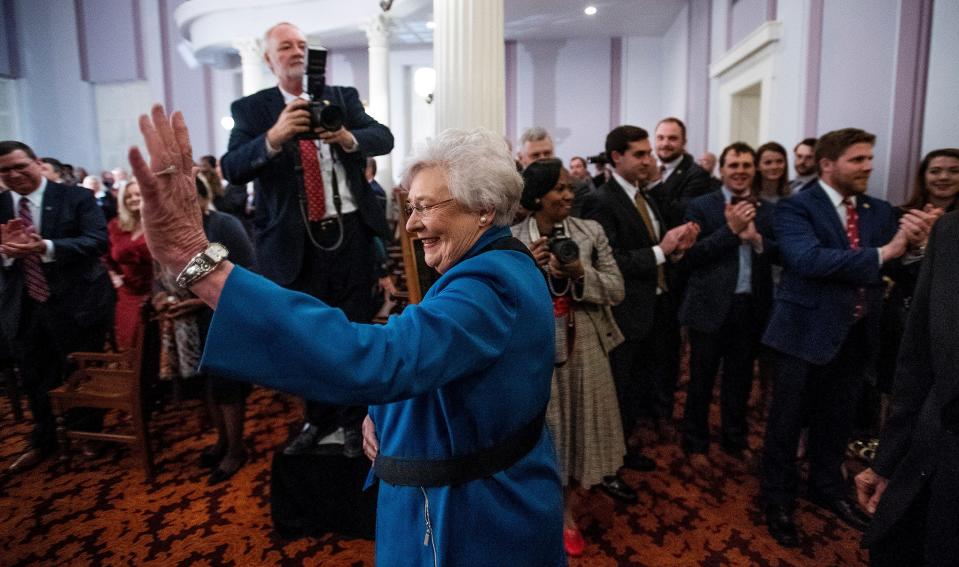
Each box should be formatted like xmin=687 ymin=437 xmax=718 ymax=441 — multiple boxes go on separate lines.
xmin=563 ymin=527 xmax=585 ymax=557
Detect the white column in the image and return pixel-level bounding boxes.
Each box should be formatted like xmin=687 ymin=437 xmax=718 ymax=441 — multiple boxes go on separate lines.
xmin=366 ymin=13 xmax=394 ymax=192
xmin=232 ymin=37 xmax=264 ymax=96
xmin=434 ymin=0 xmax=505 ymax=134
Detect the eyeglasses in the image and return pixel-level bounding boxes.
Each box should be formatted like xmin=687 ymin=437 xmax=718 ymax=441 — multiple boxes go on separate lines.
xmin=404 ymin=198 xmax=455 ymax=218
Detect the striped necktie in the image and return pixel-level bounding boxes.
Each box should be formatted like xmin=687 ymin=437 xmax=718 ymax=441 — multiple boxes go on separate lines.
xmin=17 ymin=196 xmax=51 ymax=303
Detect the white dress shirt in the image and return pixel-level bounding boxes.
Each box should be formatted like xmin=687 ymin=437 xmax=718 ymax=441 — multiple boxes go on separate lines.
xmin=3 ymin=177 xmax=56 ymax=267
xmin=611 ymin=169 xmax=666 ymax=268
xmin=266 ymin=87 xmax=360 ymax=219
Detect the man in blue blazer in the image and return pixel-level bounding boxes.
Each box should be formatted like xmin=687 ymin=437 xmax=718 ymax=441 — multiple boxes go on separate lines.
xmin=759 ymin=128 xmax=934 ymax=547
xmin=0 ymin=141 xmax=114 ymax=473
xmin=220 ymin=22 xmax=393 ymax=456
xmin=678 ymin=142 xmax=777 ymax=468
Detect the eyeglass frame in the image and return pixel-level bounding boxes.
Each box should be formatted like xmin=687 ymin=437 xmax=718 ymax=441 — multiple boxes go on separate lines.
xmin=404 ymin=197 xmax=456 ymax=218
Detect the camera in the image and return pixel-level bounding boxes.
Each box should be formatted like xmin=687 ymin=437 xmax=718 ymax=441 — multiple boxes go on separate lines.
xmin=298 ymin=46 xmax=344 ymax=140
xmin=548 ymin=223 xmax=580 ymax=265
xmin=586 ymin=152 xmax=607 ymax=166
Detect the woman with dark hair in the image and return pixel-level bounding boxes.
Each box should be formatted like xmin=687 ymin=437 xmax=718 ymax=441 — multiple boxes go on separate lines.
xmin=512 ymin=159 xmax=631 ymax=557
xmin=876 ymin=148 xmax=958 ymax=419
xmin=753 ymin=142 xmax=790 ymax=203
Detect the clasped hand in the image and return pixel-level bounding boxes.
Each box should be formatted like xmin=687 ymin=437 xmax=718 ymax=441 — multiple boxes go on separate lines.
xmin=660 ymin=221 xmax=701 ymax=258
xmin=0 ymin=218 xmax=46 ymax=258
xmin=266 ymin=98 xmax=354 ymax=149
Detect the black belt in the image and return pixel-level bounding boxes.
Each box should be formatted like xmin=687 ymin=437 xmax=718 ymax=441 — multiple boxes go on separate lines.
xmin=372 ymin=410 xmax=546 ymax=487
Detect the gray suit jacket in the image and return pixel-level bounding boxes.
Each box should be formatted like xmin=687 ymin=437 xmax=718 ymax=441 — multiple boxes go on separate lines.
xmin=511 ymin=216 xmax=625 ymax=355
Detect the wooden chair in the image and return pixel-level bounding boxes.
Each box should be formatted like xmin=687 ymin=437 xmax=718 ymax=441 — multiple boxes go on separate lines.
xmin=49 ymin=304 xmax=159 ymax=479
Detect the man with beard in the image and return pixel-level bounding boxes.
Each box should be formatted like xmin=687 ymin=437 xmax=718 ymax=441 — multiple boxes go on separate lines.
xmin=760 ymin=128 xmax=935 ymax=547
xmin=220 ymin=22 xmax=393 ymax=463
xmin=788 ymin=137 xmax=818 ymax=191
xmin=648 ymin=117 xmax=713 ymax=229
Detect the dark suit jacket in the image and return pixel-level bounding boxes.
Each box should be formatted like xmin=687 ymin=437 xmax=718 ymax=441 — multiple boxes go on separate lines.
xmin=679 ymin=191 xmax=777 ymax=334
xmin=580 ymin=177 xmax=669 ymax=340
xmin=0 ymin=182 xmax=113 ymax=341
xmin=220 ymin=85 xmax=393 ymax=286
xmin=649 ymin=153 xmax=713 ymax=229
xmin=761 ymin=181 xmax=898 ymax=365
xmin=864 ymin=211 xmax=959 ymax=550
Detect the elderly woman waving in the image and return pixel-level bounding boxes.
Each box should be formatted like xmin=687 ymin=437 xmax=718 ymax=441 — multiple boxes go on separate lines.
xmin=129 ymin=106 xmax=563 ymax=566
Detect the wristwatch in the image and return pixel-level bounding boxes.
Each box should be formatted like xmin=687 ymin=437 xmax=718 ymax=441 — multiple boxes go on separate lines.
xmin=175 ymin=242 xmax=229 ymax=289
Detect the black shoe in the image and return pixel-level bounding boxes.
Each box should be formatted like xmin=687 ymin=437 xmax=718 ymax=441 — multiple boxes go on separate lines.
xmin=807 ymin=494 xmax=870 ymax=531
xmin=283 ymin=424 xmax=321 ymax=456
xmin=622 ymin=451 xmax=656 ymax=472
xmin=199 ymin=445 xmax=226 ymax=468
xmin=208 ymin=454 xmax=247 ymax=485
xmin=600 ymin=474 xmax=638 ymax=503
xmin=765 ymin=504 xmax=799 ymax=547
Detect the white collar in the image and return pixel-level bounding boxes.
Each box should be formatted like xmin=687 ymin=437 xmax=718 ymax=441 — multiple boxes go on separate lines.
xmin=818 ymin=179 xmax=856 ymax=208
xmin=611 ymin=170 xmax=641 ymax=200
xmin=19 ymin=177 xmax=47 ymax=208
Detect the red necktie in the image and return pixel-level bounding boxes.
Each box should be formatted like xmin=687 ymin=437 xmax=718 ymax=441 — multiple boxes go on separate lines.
xmin=298 ymin=140 xmax=326 ymax=221
xmin=17 ymin=196 xmax=51 ymax=303
xmin=844 ymin=198 xmax=865 ymax=320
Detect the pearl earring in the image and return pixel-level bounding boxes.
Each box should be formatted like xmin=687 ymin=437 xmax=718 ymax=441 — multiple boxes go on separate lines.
xmin=480 ymin=216 xmax=487 ymax=223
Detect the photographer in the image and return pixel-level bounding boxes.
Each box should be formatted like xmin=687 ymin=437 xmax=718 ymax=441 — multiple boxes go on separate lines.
xmin=220 ymin=22 xmax=393 ymax=457
xmin=512 ymin=159 xmax=632 ymax=557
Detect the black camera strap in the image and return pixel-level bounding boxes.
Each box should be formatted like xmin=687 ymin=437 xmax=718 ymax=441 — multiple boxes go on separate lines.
xmin=296 ymin=87 xmax=349 ymax=251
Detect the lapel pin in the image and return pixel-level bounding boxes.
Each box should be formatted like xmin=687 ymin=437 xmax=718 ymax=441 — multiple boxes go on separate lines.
xmin=863 ymin=203 xmax=871 ymax=209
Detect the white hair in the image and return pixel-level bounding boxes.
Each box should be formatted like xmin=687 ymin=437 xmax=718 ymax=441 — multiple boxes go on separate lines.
xmin=519 ymin=127 xmax=552 ymax=147
xmin=401 ymin=128 xmax=522 ymax=226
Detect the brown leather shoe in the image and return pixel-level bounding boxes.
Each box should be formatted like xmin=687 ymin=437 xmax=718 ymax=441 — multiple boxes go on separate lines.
xmin=7 ymin=449 xmax=45 ymax=474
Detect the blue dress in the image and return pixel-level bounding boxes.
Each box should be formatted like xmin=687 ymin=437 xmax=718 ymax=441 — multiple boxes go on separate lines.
xmin=200 ymin=226 xmax=565 ymax=566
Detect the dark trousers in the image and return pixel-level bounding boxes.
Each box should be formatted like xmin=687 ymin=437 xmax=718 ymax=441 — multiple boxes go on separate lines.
xmin=289 ymin=213 xmax=376 ymax=433
xmin=761 ymin=319 xmax=869 ymax=507
xmin=14 ymin=297 xmax=109 ymax=451
xmin=681 ymin=294 xmax=756 ymax=454
xmin=870 ymin=469 xmax=959 ymax=566
xmin=609 ymin=293 xmax=680 ymax=442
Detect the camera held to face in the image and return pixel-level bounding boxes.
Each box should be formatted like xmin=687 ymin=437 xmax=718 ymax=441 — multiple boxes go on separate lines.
xmin=548 ymin=223 xmax=580 ymax=265
xmin=298 ymin=46 xmax=344 ymax=140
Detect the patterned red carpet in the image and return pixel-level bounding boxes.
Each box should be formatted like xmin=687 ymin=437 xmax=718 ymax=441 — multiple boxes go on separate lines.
xmin=0 ymin=378 xmax=868 ymax=566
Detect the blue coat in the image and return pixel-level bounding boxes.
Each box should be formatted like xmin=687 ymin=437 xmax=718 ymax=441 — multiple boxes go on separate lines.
xmin=199 ymin=226 xmax=564 ymax=566
xmin=761 ymin=182 xmax=898 ymax=365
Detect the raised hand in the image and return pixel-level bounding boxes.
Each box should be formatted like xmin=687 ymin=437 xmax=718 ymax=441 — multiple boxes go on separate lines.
xmin=128 ymin=104 xmax=208 ymax=276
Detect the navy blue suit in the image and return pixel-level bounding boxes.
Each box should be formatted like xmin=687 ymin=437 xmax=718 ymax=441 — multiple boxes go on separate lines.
xmin=760 ymin=181 xmax=898 ymax=508
xmin=220 ymin=84 xmax=394 ymax=437
xmin=220 ymin=85 xmax=392 ymax=287
xmin=1 ymin=182 xmax=114 ymax=450
xmin=678 ymin=191 xmax=777 ymax=453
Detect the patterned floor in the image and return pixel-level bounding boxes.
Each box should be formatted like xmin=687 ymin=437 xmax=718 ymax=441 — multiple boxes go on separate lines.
xmin=0 ymin=378 xmax=868 ymax=566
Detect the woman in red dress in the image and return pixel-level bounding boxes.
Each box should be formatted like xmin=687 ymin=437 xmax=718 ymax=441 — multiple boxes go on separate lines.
xmin=104 ymin=180 xmax=153 ymax=351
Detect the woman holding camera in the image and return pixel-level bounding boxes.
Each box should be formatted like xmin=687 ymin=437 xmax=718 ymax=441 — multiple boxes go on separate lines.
xmin=512 ymin=159 xmax=631 ymax=557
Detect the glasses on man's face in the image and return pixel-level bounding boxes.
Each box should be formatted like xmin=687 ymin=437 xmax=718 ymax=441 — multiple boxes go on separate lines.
xmin=404 ymin=198 xmax=455 ymax=218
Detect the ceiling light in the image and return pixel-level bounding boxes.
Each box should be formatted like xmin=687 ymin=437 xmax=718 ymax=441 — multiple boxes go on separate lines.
xmin=220 ymin=116 xmax=235 ymax=130
xmin=584 ymin=6 xmax=597 ymax=16
xmin=425 ymin=20 xmax=435 ymax=29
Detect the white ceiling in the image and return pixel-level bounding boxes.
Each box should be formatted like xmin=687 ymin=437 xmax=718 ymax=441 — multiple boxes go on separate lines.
xmin=319 ymin=0 xmax=687 ymax=49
